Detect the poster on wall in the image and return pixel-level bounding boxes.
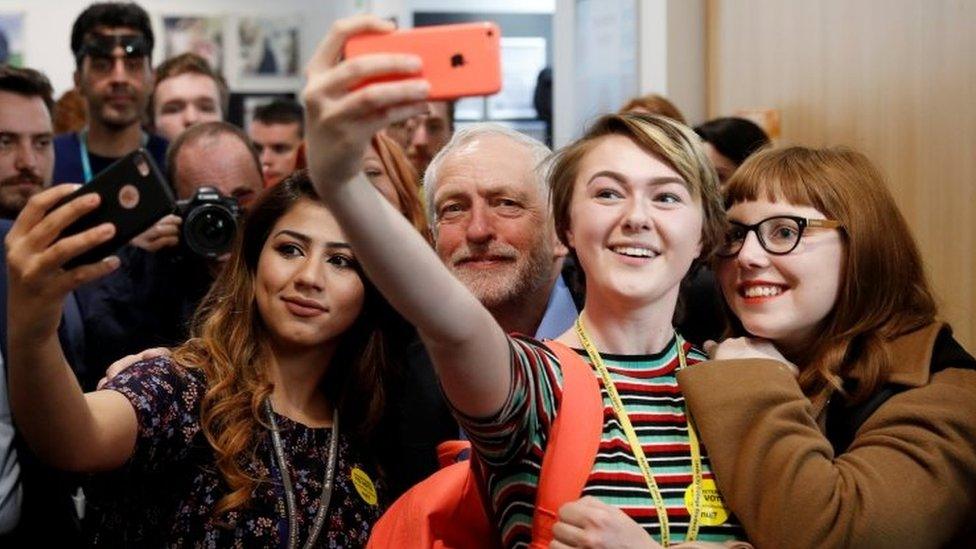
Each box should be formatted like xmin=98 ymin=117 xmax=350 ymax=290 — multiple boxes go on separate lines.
xmin=0 ymin=12 xmax=25 ymax=66
xmin=237 ymin=16 xmax=300 ymax=79
xmin=487 ymin=37 xmax=546 ymax=120
xmin=163 ymin=16 xmax=225 ymax=72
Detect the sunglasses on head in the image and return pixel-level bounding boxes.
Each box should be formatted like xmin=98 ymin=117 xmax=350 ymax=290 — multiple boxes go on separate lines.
xmin=76 ymin=33 xmax=149 ymax=64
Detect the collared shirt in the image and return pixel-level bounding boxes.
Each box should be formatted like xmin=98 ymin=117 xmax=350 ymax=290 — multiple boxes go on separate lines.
xmin=535 ymin=274 xmax=579 ymax=340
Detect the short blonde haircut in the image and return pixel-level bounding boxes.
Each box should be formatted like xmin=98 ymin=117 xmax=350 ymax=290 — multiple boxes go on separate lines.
xmin=549 ymin=113 xmax=725 ymax=266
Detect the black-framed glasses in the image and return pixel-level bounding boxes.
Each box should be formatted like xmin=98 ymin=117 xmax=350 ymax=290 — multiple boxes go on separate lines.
xmin=718 ymin=215 xmax=842 ymax=258
xmin=76 ymin=33 xmax=150 ymax=65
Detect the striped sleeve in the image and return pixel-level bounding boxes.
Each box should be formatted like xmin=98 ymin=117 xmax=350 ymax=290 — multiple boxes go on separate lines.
xmin=453 ymin=335 xmax=564 ymax=468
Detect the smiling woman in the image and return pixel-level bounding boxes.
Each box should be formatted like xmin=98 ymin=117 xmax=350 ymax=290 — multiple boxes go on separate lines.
xmin=679 ymin=146 xmax=976 ymax=548
xmin=5 ymin=171 xmax=411 ymax=545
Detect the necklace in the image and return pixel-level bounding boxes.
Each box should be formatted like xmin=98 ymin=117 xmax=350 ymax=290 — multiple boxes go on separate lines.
xmin=265 ymin=399 xmax=339 ymax=549
xmin=574 ymin=317 xmax=703 ymax=547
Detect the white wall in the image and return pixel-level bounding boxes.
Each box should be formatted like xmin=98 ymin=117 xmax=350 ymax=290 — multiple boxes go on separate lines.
xmin=0 ymin=0 xmax=339 ymax=95
xmin=554 ymin=0 xmax=706 ymax=147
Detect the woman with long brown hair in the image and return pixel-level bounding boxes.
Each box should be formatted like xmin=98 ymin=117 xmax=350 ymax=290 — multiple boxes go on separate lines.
xmin=679 ymin=146 xmax=976 ymax=547
xmin=6 ymin=172 xmax=407 ymax=545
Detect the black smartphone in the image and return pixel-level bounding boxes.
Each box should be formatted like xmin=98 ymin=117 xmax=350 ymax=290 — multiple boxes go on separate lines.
xmin=54 ymin=149 xmax=176 ymax=269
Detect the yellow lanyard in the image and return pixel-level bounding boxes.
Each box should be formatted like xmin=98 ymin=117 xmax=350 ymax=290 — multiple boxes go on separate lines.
xmin=574 ymin=318 xmax=703 ymax=547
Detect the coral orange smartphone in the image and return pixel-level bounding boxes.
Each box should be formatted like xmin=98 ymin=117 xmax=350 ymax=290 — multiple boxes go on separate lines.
xmin=344 ymin=22 xmax=501 ymax=100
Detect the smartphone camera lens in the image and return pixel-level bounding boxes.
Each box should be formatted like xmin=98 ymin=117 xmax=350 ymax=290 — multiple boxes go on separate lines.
xmin=176 ymin=186 xmax=241 ymax=259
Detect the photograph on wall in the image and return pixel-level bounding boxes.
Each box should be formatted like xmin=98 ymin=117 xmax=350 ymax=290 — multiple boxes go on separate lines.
xmin=163 ymin=16 xmax=224 ymax=72
xmin=487 ymin=37 xmax=547 ymax=120
xmin=237 ymin=16 xmax=301 ymax=79
xmin=0 ymin=12 xmax=25 ymax=66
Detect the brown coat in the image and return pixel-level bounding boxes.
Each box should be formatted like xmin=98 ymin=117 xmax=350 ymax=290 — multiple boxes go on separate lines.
xmin=677 ymin=323 xmax=976 ymax=548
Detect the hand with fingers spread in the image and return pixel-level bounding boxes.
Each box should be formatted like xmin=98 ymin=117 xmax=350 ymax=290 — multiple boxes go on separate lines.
xmin=130 ymin=213 xmax=181 ymax=252
xmin=551 ymin=496 xmax=663 ymax=549
xmin=5 ymin=184 xmax=121 ymax=343
xmin=97 ymin=347 xmax=171 ymax=390
xmin=302 ymin=14 xmax=430 ymax=193
xmin=702 ymin=338 xmax=798 ymax=376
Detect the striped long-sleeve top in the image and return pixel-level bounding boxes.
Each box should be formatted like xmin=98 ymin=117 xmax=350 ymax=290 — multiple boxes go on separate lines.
xmin=456 ymin=334 xmax=747 ymax=548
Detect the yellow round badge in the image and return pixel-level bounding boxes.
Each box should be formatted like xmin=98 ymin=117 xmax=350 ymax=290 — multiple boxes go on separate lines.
xmin=351 ymin=467 xmax=378 ymax=506
xmin=684 ymin=478 xmax=729 ymax=526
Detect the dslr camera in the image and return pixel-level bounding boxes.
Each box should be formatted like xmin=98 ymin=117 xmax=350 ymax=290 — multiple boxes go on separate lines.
xmin=175 ymin=186 xmax=241 ymax=259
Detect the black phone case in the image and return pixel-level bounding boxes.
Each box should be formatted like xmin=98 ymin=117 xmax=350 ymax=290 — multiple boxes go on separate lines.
xmin=55 ymin=149 xmax=176 ymax=269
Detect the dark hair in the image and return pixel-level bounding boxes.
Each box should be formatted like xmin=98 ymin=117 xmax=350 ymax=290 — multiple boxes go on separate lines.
xmin=166 ymin=121 xmax=261 ymax=189
xmin=174 ymin=171 xmax=409 ymax=516
xmin=694 ymin=117 xmax=770 ymax=167
xmin=252 ymin=99 xmax=305 ymax=136
xmin=70 ymin=2 xmax=154 ymax=66
xmin=0 ymin=65 xmax=54 ymax=112
xmin=151 ymin=53 xmax=229 ymax=117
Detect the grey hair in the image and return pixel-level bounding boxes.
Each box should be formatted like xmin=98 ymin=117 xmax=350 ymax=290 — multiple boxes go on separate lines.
xmin=423 ymin=123 xmax=553 ymax=228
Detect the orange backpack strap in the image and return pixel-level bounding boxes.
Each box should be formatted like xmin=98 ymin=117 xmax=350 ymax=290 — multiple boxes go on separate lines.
xmin=530 ymin=340 xmax=603 ymax=548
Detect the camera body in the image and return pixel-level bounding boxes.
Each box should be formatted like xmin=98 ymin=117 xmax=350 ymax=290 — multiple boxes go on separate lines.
xmin=175 ymin=186 xmax=241 ymax=259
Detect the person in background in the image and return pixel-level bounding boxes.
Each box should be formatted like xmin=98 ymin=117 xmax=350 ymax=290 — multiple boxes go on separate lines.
xmin=250 ymin=98 xmax=304 ymax=187
xmin=693 ymin=117 xmax=770 ymax=184
xmin=383 ymin=100 xmax=453 ymax=176
xmin=619 ymin=93 xmax=687 ymax=124
xmin=0 ymin=66 xmax=54 ymax=220
xmin=6 ymin=173 xmax=411 ymax=545
xmin=53 ymin=2 xmax=167 ymax=184
xmin=679 ymin=146 xmax=976 ymax=548
xmin=150 ymin=52 xmax=227 ymax=141
xmin=0 ymin=64 xmax=91 ymax=546
xmin=52 ymin=88 xmax=87 ymax=135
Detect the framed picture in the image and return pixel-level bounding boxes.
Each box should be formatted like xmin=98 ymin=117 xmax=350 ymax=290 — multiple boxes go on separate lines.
xmin=237 ymin=16 xmax=300 ymax=78
xmin=162 ymin=16 xmax=225 ymax=72
xmin=0 ymin=12 xmax=25 ymax=66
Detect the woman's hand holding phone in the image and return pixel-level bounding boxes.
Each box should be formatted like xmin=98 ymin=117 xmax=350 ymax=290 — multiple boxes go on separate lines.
xmin=302 ymin=15 xmax=430 ymax=191
xmin=5 ymin=184 xmax=121 ymax=343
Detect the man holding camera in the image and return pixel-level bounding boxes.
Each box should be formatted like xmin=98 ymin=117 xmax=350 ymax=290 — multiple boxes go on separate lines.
xmin=53 ymin=2 xmax=167 ymax=185
xmin=76 ymin=121 xmax=262 ymax=376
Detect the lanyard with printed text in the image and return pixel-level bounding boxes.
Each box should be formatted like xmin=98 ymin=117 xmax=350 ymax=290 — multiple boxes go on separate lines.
xmin=574 ymin=317 xmax=703 ymax=547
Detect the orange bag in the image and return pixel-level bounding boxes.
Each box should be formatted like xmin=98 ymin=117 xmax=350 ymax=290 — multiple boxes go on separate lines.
xmin=367 ymin=341 xmax=603 ymax=549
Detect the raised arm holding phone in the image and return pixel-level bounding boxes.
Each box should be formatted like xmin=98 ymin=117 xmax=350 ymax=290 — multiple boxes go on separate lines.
xmin=304 ymin=15 xmax=749 ymax=548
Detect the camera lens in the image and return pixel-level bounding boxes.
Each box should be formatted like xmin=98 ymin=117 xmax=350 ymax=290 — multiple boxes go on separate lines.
xmin=183 ymin=204 xmax=237 ymax=258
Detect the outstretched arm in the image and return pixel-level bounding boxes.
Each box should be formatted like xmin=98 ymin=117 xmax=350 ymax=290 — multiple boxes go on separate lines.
xmin=302 ymin=15 xmax=511 ymax=417
xmin=6 ymin=185 xmax=138 ymax=472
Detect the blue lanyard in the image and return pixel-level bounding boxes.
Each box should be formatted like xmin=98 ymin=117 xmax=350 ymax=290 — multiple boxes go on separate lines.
xmin=78 ymin=128 xmax=149 ymax=183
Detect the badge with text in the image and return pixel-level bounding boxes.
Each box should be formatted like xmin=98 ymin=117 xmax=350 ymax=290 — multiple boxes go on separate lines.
xmin=351 ymin=467 xmax=378 ymax=506
xmin=684 ymin=478 xmax=729 ymax=526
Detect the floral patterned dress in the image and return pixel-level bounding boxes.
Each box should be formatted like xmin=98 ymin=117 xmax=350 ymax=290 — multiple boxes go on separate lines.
xmin=89 ymin=356 xmax=385 ymax=547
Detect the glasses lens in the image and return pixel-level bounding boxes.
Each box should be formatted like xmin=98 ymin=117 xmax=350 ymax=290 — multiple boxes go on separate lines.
xmin=84 ymin=34 xmax=147 ymax=59
xmin=759 ymin=217 xmax=801 ymax=253
xmin=719 ymin=224 xmax=748 ymax=257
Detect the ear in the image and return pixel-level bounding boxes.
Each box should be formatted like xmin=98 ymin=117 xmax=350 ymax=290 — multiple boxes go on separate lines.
xmin=73 ymin=69 xmax=81 ymax=89
xmin=551 ymin=227 xmax=569 ymax=259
